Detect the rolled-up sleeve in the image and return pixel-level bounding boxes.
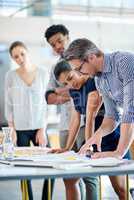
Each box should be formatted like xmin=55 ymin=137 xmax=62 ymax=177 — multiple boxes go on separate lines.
xmin=5 ymin=72 xmax=13 ymax=122
xmin=102 ymin=94 xmax=121 ymax=126
xmin=118 ymin=53 xmax=134 ymax=123
xmin=122 ymin=80 xmax=134 ymax=123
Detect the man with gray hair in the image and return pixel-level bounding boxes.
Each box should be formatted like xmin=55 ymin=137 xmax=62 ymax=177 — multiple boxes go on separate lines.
xmin=63 ymin=38 xmax=134 ymax=199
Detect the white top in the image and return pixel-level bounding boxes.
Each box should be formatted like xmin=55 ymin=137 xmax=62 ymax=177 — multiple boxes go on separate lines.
xmin=5 ymin=68 xmax=47 ymax=130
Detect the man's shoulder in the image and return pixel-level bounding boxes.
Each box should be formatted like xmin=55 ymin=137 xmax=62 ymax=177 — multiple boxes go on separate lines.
xmin=109 ymin=51 xmax=134 ymax=62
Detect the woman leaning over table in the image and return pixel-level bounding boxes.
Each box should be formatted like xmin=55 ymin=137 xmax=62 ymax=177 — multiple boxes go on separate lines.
xmin=5 ymin=41 xmax=48 ymax=200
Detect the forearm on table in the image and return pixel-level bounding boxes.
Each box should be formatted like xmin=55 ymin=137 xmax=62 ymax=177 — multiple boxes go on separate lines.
xmin=116 ymin=123 xmax=134 ymax=157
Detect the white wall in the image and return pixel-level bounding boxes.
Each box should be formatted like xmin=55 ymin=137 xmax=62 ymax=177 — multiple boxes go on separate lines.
xmin=0 ymin=17 xmax=50 ymax=46
xmin=0 ymin=16 xmax=134 ymax=51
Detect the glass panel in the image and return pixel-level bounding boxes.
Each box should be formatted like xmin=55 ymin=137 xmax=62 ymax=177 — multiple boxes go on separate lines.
xmin=123 ymin=0 xmax=134 ymax=8
xmin=0 ymin=0 xmax=27 ymax=17
xmin=53 ymin=0 xmax=88 ymax=6
xmin=90 ymin=0 xmax=122 ymax=8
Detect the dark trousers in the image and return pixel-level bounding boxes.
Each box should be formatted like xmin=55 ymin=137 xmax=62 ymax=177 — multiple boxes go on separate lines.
xmin=16 ymin=130 xmax=54 ymax=200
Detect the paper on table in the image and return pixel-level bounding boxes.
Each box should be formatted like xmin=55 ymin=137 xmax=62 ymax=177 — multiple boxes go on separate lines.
xmin=12 ymin=152 xmax=89 ymax=168
xmin=14 ymin=147 xmax=51 ymax=157
xmin=31 ymin=151 xmax=88 ymax=164
xmin=52 ymin=157 xmax=125 ymax=170
xmin=84 ymin=157 xmax=125 ymax=167
xmin=0 ymin=151 xmax=87 ymax=168
xmin=0 ymin=151 xmax=88 ymax=168
xmin=57 ymin=153 xmax=125 ymax=167
xmin=0 ymin=150 xmax=125 ymax=169
xmin=14 ymin=148 xmax=83 ymax=163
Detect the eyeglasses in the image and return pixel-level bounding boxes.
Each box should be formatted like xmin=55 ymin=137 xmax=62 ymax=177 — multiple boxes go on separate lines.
xmin=74 ymin=61 xmax=89 ymax=75
xmin=78 ymin=61 xmax=85 ymax=71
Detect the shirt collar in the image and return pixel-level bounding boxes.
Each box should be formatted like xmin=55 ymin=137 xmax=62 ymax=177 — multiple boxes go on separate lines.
xmin=102 ymin=54 xmax=112 ymax=73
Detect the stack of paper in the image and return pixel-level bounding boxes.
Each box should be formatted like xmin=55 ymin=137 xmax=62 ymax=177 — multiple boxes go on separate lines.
xmin=0 ymin=149 xmax=126 ymax=170
xmin=84 ymin=157 xmax=124 ymax=167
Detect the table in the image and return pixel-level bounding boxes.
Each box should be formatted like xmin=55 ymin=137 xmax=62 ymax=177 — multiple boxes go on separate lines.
xmin=0 ymin=161 xmax=134 ymax=181
xmin=0 ymin=161 xmax=134 ymax=200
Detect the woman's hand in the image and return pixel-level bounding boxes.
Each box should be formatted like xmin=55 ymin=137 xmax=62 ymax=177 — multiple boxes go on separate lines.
xmin=78 ymin=141 xmax=91 ymax=155
xmin=36 ymin=129 xmax=47 ymax=147
xmin=79 ymin=133 xmax=102 ymax=155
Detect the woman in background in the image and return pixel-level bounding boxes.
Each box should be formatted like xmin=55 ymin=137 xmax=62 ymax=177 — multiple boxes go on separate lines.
xmin=5 ymin=41 xmax=48 ymax=200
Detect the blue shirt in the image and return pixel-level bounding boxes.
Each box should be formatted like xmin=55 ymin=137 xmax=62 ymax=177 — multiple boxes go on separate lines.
xmin=69 ymin=78 xmax=128 ymax=155
xmin=69 ymin=76 xmax=131 ymax=158
xmin=95 ymin=51 xmax=134 ymax=124
xmin=70 ymin=78 xmax=96 ymax=115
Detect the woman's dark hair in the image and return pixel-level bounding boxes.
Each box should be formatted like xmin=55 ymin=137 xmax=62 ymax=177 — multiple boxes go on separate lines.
xmin=54 ymin=59 xmax=71 ymax=80
xmin=45 ymin=24 xmax=69 ymax=42
xmin=9 ymin=41 xmax=27 ymax=56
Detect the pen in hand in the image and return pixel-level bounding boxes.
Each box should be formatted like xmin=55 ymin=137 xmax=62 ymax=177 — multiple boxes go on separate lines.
xmin=86 ymin=144 xmax=99 ymax=158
